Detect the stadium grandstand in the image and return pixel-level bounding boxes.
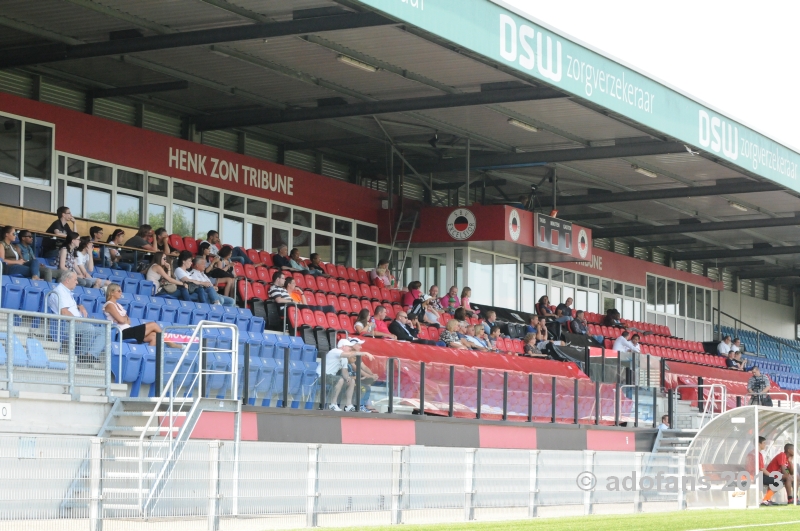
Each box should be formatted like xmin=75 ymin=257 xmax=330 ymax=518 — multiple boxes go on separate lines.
xmin=0 ymin=0 xmax=800 ymax=529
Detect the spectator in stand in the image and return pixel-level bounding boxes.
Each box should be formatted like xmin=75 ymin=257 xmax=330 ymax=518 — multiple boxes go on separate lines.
xmin=125 ymin=225 xmax=158 ymax=252
xmin=717 ymin=335 xmax=732 ymax=356
xmin=58 ymin=232 xmax=101 ymax=288
xmin=353 ymin=309 xmax=375 ymax=336
xmin=89 ymin=226 xmax=104 ymax=264
xmin=556 ymin=297 xmax=574 ymax=321
xmin=204 ymin=230 xmax=258 ymax=265
xmin=409 ymin=295 xmax=440 ymax=326
xmin=320 ymin=343 xmax=356 ymax=412
xmin=427 ymin=285 xmax=445 ymax=312
xmin=461 ymin=287 xmax=479 ymax=317
xmin=104 ymin=229 xmax=133 ymax=272
xmin=1 ymin=226 xmax=42 ymax=280
xmin=748 ymin=367 xmax=771 ymax=405
xmin=146 ymin=252 xmax=192 ymax=300
xmin=526 ymin=315 xmax=548 ymax=339
xmin=462 ymin=324 xmax=489 ymax=351
xmin=370 ymin=259 xmax=395 ymax=288
xmin=733 ymin=351 xmax=748 ymax=371
xmin=288 ymin=248 xmax=309 ymax=272
xmin=766 ymin=443 xmax=794 ymax=504
xmin=284 ymin=276 xmax=308 ymax=305
xmin=388 ymin=311 xmax=436 ymax=344
xmin=603 ymin=309 xmax=623 ymax=327
xmin=402 ymin=281 xmax=423 ymax=309
xmin=187 ymin=256 xmax=234 ymax=306
xmin=103 ymin=283 xmax=162 ymax=346
xmin=536 ymin=295 xmax=558 ymax=321
xmin=16 ymin=229 xmax=57 ymax=282
xmin=368 ymin=306 xmax=397 ymax=339
xmin=267 ymin=271 xmax=293 ymax=311
xmin=482 ymin=310 xmax=499 ymax=336
xmin=440 ymin=285 xmax=460 ymax=315
xmin=272 ymin=244 xmax=298 ymax=271
xmin=612 ymin=330 xmax=640 ymax=353
xmin=43 ymin=206 xmax=75 ymax=258
xmin=522 ymin=333 xmax=550 ymax=359
xmin=658 ymin=415 xmax=670 ymax=430
xmin=488 ymin=326 xmax=502 ymax=351
xmin=726 ymin=351 xmax=742 ymax=370
xmin=308 ymin=253 xmax=328 ymax=277
xmin=76 ymin=237 xmax=111 ymax=289
xmin=154 ymin=228 xmax=173 ymax=256
xmin=440 ymin=319 xmax=468 ymax=349
xmin=48 ymin=271 xmax=105 ymax=359
xmin=571 ymin=310 xmax=604 ymax=344
xmin=346 ymin=350 xmax=377 ymax=413
xmin=201 ymin=244 xmax=235 ymax=299
xmin=731 ymin=337 xmax=742 ymax=353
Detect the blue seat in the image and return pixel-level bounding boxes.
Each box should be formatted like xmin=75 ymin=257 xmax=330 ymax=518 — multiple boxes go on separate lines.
xmin=301 ymin=361 xmax=319 ymax=408
xmin=249 ymin=316 xmax=265 ymax=332
xmin=94 ymin=266 xmax=111 ymax=278
xmin=176 ymin=302 xmax=193 ymax=325
xmin=255 ymin=357 xmax=275 ymax=405
xmin=137 ymin=280 xmax=155 ymax=297
xmin=21 ymin=284 xmax=47 ymax=313
xmin=121 ymin=277 xmax=140 ymax=294
xmin=242 ymin=335 xmax=263 ymax=359
xmin=127 ymin=271 xmax=144 ymax=280
xmin=235 ymin=316 xmax=251 ymax=332
xmin=144 ymin=303 xmax=162 ymax=321
xmin=110 ymin=269 xmax=128 ymax=282
xmin=221 ymin=307 xmax=238 ymax=324
xmin=8 ymin=336 xmax=28 ymax=367
xmin=287 ymin=360 xmax=305 ymax=408
xmin=240 ymin=349 xmax=263 ymax=404
xmin=1 ymin=276 xmax=25 ymax=310
xmin=301 ymin=344 xmax=318 ymax=363
xmin=216 ymin=328 xmax=233 ymax=351
xmin=191 ymin=305 xmax=209 ymax=325
xmin=111 ymin=342 xmax=143 ymax=383
xmin=205 ymin=350 xmax=232 ymax=398
xmin=160 ymin=304 xmax=178 ymax=323
xmin=261 ymin=334 xmax=277 ymax=359
xmin=127 ymin=299 xmax=146 ymax=320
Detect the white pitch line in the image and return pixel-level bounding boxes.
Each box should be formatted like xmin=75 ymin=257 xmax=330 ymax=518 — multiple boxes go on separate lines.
xmin=688 ymin=521 xmax=800 ymax=531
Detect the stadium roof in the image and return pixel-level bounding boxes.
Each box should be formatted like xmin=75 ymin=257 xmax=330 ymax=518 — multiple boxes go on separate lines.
xmin=2 ymin=0 xmax=800 ymax=281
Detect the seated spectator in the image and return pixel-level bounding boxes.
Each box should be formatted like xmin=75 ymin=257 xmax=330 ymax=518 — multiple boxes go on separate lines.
xmin=570 ymin=310 xmax=604 ymax=344
xmin=766 ymin=443 xmax=794 ymax=504
xmin=402 ymin=280 xmax=423 ymax=308
xmin=526 ymin=314 xmax=547 ymax=337
xmin=368 ymin=306 xmax=397 ymax=339
xmin=76 ymin=237 xmax=111 ymax=289
xmin=189 ymin=256 xmax=234 ymax=306
xmin=726 ymin=351 xmax=741 ymax=370
xmin=205 ymin=230 xmax=258 ymax=265
xmin=538 ymin=295 xmax=571 ymax=324
xmin=89 ymin=226 xmax=104 ymax=263
xmin=320 ymin=344 xmax=356 ymax=412
xmin=440 ymin=285 xmax=460 ymax=315
xmin=370 ymin=259 xmax=395 ymax=288
xmin=390 ymin=312 xmax=437 ymax=345
xmin=267 ymin=271 xmax=293 ymax=311
xmin=346 ymin=350 xmax=377 ymax=413
xmin=487 ymin=326 xmax=502 ymax=351
xmin=717 ymin=335 xmax=732 ymax=356
xmin=147 ymin=252 xmax=192 ymax=300
xmin=748 ymin=367 xmax=771 ymax=405
xmin=125 ymin=224 xmax=158 ymax=252
xmin=733 ymin=351 xmax=748 ymax=370
xmin=462 ymin=324 xmax=489 ymax=351
xmin=461 ymin=287 xmax=479 ymax=316
xmin=204 ymin=245 xmax=236 ymax=299
xmin=288 ymin=248 xmax=308 ymax=272
xmin=409 ymin=294 xmax=439 ymax=326
xmin=1 ymin=226 xmax=42 ymax=280
xmin=104 ymin=229 xmax=133 ymax=272
xmin=43 ymin=206 xmax=74 ymax=258
xmin=453 ymin=307 xmax=467 ymax=324
xmin=439 ymin=319 xmax=468 ymax=349
xmin=353 ymin=309 xmax=374 ymax=336
xmin=154 ymin=227 xmax=174 ymax=256
xmin=284 ymin=276 xmax=308 ymax=305
xmin=308 ymin=253 xmax=328 ymax=277
xmin=103 ymin=283 xmax=162 ymax=346
xmin=521 ymin=333 xmax=550 ymax=359
xmin=47 ymin=271 xmax=104 ymax=359
xmin=731 ymin=337 xmax=742 ymax=353
xmin=273 ymin=244 xmax=297 ymax=271
xmin=482 ymin=310 xmax=498 ymax=336
xmin=428 ymin=285 xmax=444 ymax=312
xmin=612 ymin=330 xmax=641 ymax=353
xmin=16 ymin=229 xmax=58 ymax=282
xmin=58 ymin=232 xmax=101 ymax=289
xmin=603 ymin=309 xmax=623 ymax=327
xmin=658 ymin=415 xmax=670 ymax=430
xmin=556 ymin=297 xmax=574 ymax=320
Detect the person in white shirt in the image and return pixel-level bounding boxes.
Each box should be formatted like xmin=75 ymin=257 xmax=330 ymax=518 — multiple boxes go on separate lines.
xmin=48 ymin=271 xmax=105 ymax=359
xmin=612 ymin=330 xmax=641 ymax=353
xmin=320 ymin=345 xmax=356 ymax=412
xmin=717 ymin=335 xmax=732 ymax=356
xmin=731 ymin=338 xmax=741 ymax=353
xmin=185 ymin=256 xmax=235 ymax=306
xmin=658 ymin=415 xmax=670 ymax=430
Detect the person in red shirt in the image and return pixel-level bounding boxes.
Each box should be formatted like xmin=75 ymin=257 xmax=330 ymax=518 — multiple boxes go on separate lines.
xmin=368 ymin=306 xmax=396 ymax=340
xmin=766 ymin=443 xmax=794 ymax=504
xmin=746 ymin=437 xmax=776 ymax=506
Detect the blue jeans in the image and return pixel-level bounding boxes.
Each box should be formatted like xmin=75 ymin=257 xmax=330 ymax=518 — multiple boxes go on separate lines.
xmin=196 ymin=286 xmax=233 ymax=306
xmin=228 ymin=247 xmax=252 ymax=265
xmin=156 ymin=286 xmax=195 ymax=302
xmin=76 ymin=322 xmax=105 ymax=359
xmin=5 ymin=260 xmax=41 ymax=279
xmin=592 ymin=334 xmax=604 ymax=344
xmin=111 ymin=262 xmax=133 ymax=272
xmin=555 ymin=316 xmax=573 ymax=324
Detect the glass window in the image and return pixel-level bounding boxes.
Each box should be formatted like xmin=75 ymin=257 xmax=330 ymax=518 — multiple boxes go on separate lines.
xmin=656 ymin=277 xmax=666 ymax=313
xmin=602 ymin=280 xmax=612 ymax=293
xmin=623 ymin=299 xmax=634 ymax=320
xmin=173 ymin=182 xmax=195 ymax=203
xmin=589 ymin=277 xmax=600 ymax=290
xmin=454 ymin=249 xmax=464 ymax=293
xmin=687 ymin=285 xmax=696 ymax=319
xmin=624 ymin=285 xmax=634 ymax=298
xmin=271 ymin=203 xmax=290 ymax=223
xmin=647 ymin=275 xmax=656 ymax=311
xmin=67 ymin=158 xmax=84 ymax=179
xmin=293 ymin=229 xmax=311 ymax=258
xmin=468 ymin=251 xmax=493 ymax=306
xmin=356 ymin=243 xmax=376 ymax=270
xmin=247 ymin=199 xmax=267 ymax=218
xmin=198 ymin=188 xmax=220 ymax=208
xmin=576 ymin=289 xmax=587 ymax=311
xmin=588 ymin=291 xmax=599 ymax=314
xmin=705 ymin=290 xmax=712 ymax=322
xmin=0 ymin=118 xmax=21 ymax=179
xmin=523 ymin=263 xmax=535 ymax=276
xmin=494 ymin=255 xmax=518 ymax=310
xmin=614 ymin=282 xmax=623 ymax=295
xmin=247 ymin=222 xmax=265 ymax=250
xmin=57 ymin=155 xmax=65 ymax=174
xmin=315 ymin=214 xmax=333 ymax=232
xmin=537 ymin=265 xmax=549 ymax=278
xmin=335 ymin=219 xmax=352 ymax=236
xmin=563 ymin=286 xmax=575 ymax=304
xmin=635 ymin=287 xmax=642 ymax=299
xmin=86 ymin=162 xmax=112 ymax=185
xmin=522 ymin=279 xmax=535 ymax=313
xmin=224 ymin=194 xmax=244 ymax=213
xmin=23 ymin=123 xmax=52 ymax=185
xmin=551 ymin=286 xmax=561 ymax=305
xmin=272 ymin=227 xmax=289 ymax=254
xmin=293 ymin=209 xmax=312 ymax=228
xmin=117 ymin=170 xmax=143 ymax=192
xmin=66 ymin=183 xmax=83 ymax=218
xmin=85 ymin=187 xmax=111 ymax=222
xmin=551 ymin=268 xmax=562 ymax=282
xmin=196 ymin=209 xmax=219 ymax=240
xmin=334 ymin=238 xmax=351 ymax=266
xmin=357 ymin=223 xmax=377 ymax=242
xmin=314 ymin=233 xmax=332 ymax=262
xmin=563 ymin=271 xmax=575 ymax=285
xmin=535 ymin=282 xmax=547 ymax=304
xmin=116 ymin=193 xmax=141 ymax=227
xmin=634 ymin=301 xmax=641 ymax=321
xmin=667 ymin=280 xmax=676 ymax=315
xmin=223 ymin=215 xmax=244 ymax=248
xmin=148 ymin=176 xmax=168 ymax=197
xmin=577 ymin=274 xmax=588 ymax=288
xmin=677 ymin=283 xmax=686 ymax=317
xmin=172 ymin=204 xmax=195 ymax=237
xmin=24 ymin=187 xmax=49 ymax=211
xmin=148 ymin=203 xmax=166 ymax=231
xmin=695 ymin=288 xmax=704 ymax=321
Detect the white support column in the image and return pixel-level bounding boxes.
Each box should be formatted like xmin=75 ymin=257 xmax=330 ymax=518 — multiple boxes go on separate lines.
xmin=677 ymin=453 xmax=686 ymax=511
xmin=391 ymin=446 xmax=404 ymax=525
xmin=306 ymin=444 xmax=319 ymax=527
xmin=528 ymin=450 xmax=539 ymax=518
xmin=633 ymin=452 xmax=643 ymax=513
xmin=89 ymin=437 xmax=103 ymax=531
xmin=207 ymin=440 xmax=221 ymax=531
xmin=464 ymin=448 xmax=476 ymax=521
xmin=583 ymin=450 xmax=595 ymax=515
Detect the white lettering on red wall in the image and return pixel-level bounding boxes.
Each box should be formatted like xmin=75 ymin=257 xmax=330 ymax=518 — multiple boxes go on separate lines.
xmin=577 ymin=255 xmax=603 ymax=271
xmin=168 ymin=147 xmax=294 ymax=196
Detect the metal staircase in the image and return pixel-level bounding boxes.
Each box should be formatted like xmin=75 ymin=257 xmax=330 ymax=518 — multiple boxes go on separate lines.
xmin=651 ymin=428 xmax=699 ymax=456
xmin=390 ymin=209 xmax=418 ymax=287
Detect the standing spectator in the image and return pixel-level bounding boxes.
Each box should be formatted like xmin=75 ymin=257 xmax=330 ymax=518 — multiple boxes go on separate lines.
xmin=402 ymin=281 xmax=422 ymax=308
xmin=439 ymin=319 xmax=468 ymax=349
xmin=556 ymin=297 xmax=574 ymax=320
xmin=47 ymin=271 xmax=105 ymax=359
xmin=308 ymin=253 xmax=327 ymax=276
xmin=370 ymin=259 xmax=395 ymax=288
xmin=320 ymin=344 xmax=356 ymax=412
xmin=461 ymin=287 xmax=479 ymax=316
xmin=58 ymin=232 xmax=100 ymax=288
xmin=717 ymin=335 xmax=732 ymax=356
xmin=43 ymin=206 xmax=75 ymax=258
xmin=146 ymin=252 xmax=192 ymax=301
xmin=522 ymin=333 xmax=550 ymax=359
xmin=103 ymin=283 xmax=162 ymax=346
xmin=1 ymin=226 xmax=42 ymax=280
xmin=89 ymin=226 xmax=104 ymax=263
xmin=571 ymin=310 xmax=604 ymax=344
xmin=154 ymin=228 xmax=173 ymax=256
xmin=188 ymin=256 xmax=234 ymax=306
xmin=76 ymin=238 xmax=111 ymax=289
xmin=353 ymin=309 xmax=374 ymax=336
xmin=368 ymin=306 xmax=397 ymax=339
xmin=273 ymin=244 xmax=297 ymax=271
xmin=124 ymin=225 xmax=158 ymax=252
xmin=284 ymin=277 xmax=308 ymax=305
xmin=440 ymin=286 xmax=460 ymax=315
xmin=104 ymin=229 xmax=133 ymax=272
xmin=747 ymin=367 xmax=771 ymax=405
xmin=267 ymin=271 xmax=293 ymax=311
xmin=16 ymin=229 xmax=57 ymax=282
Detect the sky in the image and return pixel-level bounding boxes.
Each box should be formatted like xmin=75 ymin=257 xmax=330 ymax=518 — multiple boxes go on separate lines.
xmin=503 ymin=0 xmax=800 ymax=152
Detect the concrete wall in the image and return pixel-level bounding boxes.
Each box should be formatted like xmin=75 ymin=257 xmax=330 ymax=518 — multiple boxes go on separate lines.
xmin=717 ymin=290 xmax=796 ymax=340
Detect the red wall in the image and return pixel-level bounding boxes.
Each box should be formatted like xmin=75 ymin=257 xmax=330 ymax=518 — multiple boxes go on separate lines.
xmin=414 ymin=205 xmax=535 ymax=246
xmin=0 ymin=92 xmax=384 ymax=224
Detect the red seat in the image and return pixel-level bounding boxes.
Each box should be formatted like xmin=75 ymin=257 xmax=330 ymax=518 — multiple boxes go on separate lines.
xmin=169 ymin=234 xmax=185 ymax=252
xmin=512 ymin=339 xmax=524 ymax=353
xmin=390 ymin=290 xmax=402 ymax=303
xmin=286 ymin=306 xmax=301 ymax=329
xmin=326 ymin=313 xmax=339 ymax=329
xmin=325 ymin=263 xmax=337 ymax=277
xmin=428 ymin=326 xmax=439 ymax=340
xmin=237 ymin=280 xmax=251 ymax=302
xmin=246 ymin=249 xmax=260 ymax=264
xmin=301 ymin=308 xmax=315 ymax=326
xmin=303 ymin=274 xmax=317 ymax=291
xmin=313 ymin=310 xmax=327 ymax=327
xmin=244 ymin=264 xmax=258 ymax=282
xmin=314 ymin=292 xmax=327 ymax=307
xmin=259 ymin=251 xmax=273 ymax=267
xmin=232 ymin=262 xmax=245 ymax=278
xmin=337 ymin=279 xmax=349 ymax=295
xmin=384 ymin=304 xmax=395 ymax=319
xmin=347 ymin=267 xmax=359 ymax=282
xmin=357 ymin=269 xmax=369 ymax=284
xmin=336 ymin=265 xmax=348 ymax=279
xmin=392 ymin=303 xmax=403 ymax=317
xmin=380 ymin=288 xmax=390 ymax=302
xmin=360 ymin=283 xmax=371 ymax=299
xmin=339 ymin=314 xmax=354 ymax=333
xmin=251 ymin=282 xmax=267 ymax=300
xmin=369 ymin=285 xmax=381 ymax=300
xmin=417 ymin=327 xmax=430 ymax=340
xmin=183 ymin=237 xmax=198 ymax=254
xmin=291 ymin=272 xmax=306 ymax=290
xmin=314 ymin=277 xmax=328 ymax=293
xmin=338 ymin=296 xmax=352 ymax=314
xmin=370 ymin=301 xmax=381 ymax=313
xmin=326 ymin=295 xmax=341 ymax=312
xmin=256 ymin=267 xmax=270 ymax=284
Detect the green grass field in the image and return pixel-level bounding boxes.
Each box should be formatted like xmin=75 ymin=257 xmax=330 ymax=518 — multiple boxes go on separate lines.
xmin=318 ymin=506 xmax=800 ymax=531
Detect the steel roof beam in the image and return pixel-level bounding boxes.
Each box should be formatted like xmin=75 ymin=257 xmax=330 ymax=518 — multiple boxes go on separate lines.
xmin=559 ymin=212 xmax=613 ymax=221
xmin=193 ymin=87 xmax=565 ymax=130
xmin=0 ymin=12 xmax=393 ymax=68
xmin=737 ymin=268 xmax=800 ymax=279
xmin=705 ymin=260 xmax=766 ymax=268
xmin=673 ymin=245 xmax=800 ymax=261
xmin=593 ymin=216 xmax=800 ymax=239
xmin=632 ymin=238 xmax=698 ymax=247
xmin=88 ymin=80 xmax=189 ymax=99
xmin=537 ymin=181 xmax=782 ymax=207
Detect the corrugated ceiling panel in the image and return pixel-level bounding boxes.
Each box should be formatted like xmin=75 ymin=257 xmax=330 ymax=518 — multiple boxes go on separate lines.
xmin=0 ymin=70 xmax=33 ymax=99
xmin=92 ymin=98 xmax=136 ymax=125
xmin=202 ymin=130 xmax=238 ymax=152
xmin=321 ymin=159 xmax=349 ymax=181
xmin=245 ymin=137 xmax=279 ymax=162
xmin=143 ymin=110 xmax=182 ymax=137
xmin=284 ymin=151 xmax=315 ymax=173
xmin=40 ymin=83 xmax=85 ymax=112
